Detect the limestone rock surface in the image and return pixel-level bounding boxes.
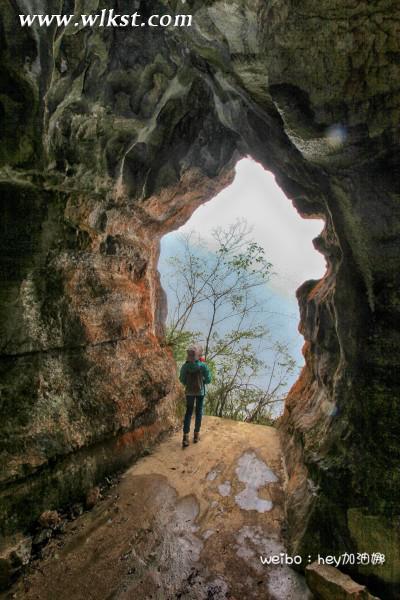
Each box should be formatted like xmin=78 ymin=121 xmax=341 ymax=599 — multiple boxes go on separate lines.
xmin=306 ymin=563 xmax=379 ymax=600
xmin=0 ymin=1 xmax=399 ymax=597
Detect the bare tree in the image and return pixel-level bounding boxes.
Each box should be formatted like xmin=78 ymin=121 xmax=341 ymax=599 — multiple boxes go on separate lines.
xmin=164 ymin=221 xmax=297 ymax=423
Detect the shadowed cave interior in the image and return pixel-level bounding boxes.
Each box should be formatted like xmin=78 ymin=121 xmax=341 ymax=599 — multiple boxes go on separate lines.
xmin=0 ymin=0 xmax=399 ymax=597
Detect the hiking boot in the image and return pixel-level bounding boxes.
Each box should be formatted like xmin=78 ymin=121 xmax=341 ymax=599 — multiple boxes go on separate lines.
xmin=182 ymin=434 xmax=189 ymax=448
xmin=193 ymin=432 xmax=200 ymax=443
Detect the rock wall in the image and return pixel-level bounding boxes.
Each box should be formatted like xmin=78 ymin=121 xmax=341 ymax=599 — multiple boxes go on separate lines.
xmin=0 ymin=0 xmax=399 ymax=595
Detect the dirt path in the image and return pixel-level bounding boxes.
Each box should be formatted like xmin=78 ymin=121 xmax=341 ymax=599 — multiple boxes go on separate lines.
xmin=6 ymin=417 xmax=312 ymax=599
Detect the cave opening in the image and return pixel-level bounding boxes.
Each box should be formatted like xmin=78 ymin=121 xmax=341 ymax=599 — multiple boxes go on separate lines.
xmin=0 ymin=1 xmax=398 ymax=595
xmin=158 ymin=157 xmax=326 ymax=423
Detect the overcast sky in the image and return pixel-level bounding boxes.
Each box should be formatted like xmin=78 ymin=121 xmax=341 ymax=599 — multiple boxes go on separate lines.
xmin=174 ymin=157 xmax=326 ymax=296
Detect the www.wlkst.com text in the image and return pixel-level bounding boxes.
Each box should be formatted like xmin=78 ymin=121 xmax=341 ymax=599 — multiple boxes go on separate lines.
xmin=19 ymin=9 xmax=192 ymax=29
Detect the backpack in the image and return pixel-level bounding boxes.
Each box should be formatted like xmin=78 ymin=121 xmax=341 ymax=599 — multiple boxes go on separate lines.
xmin=185 ymin=365 xmax=204 ymax=395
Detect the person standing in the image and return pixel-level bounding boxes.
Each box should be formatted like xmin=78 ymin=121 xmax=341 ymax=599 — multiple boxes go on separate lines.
xmin=180 ymin=347 xmax=211 ymax=448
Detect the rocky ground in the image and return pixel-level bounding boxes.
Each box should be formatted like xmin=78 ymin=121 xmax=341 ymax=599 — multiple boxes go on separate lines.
xmin=1 ymin=3 xmax=400 ymax=592
xmin=3 ymin=417 xmax=312 ymax=600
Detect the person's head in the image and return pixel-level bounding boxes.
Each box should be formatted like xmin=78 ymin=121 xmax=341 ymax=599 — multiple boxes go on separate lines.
xmin=186 ymin=347 xmax=197 ymax=363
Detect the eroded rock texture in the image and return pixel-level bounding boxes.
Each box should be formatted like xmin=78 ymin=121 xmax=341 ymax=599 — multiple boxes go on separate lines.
xmin=0 ymin=0 xmax=399 ymax=596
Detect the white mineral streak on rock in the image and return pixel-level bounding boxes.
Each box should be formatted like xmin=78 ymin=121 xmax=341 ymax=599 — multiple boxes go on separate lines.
xmin=202 ymin=529 xmax=215 ymax=540
xmin=236 ymin=526 xmax=312 ymax=599
xmin=206 ymin=469 xmax=218 ymax=481
xmin=234 ymin=451 xmax=278 ymax=512
xmin=218 ymin=481 xmax=232 ymax=497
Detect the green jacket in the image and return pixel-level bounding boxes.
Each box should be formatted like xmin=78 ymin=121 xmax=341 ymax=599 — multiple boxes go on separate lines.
xmin=179 ymin=360 xmax=211 ymax=396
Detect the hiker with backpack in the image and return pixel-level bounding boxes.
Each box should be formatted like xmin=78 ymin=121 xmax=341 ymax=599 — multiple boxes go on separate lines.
xmin=180 ymin=346 xmax=211 ymax=448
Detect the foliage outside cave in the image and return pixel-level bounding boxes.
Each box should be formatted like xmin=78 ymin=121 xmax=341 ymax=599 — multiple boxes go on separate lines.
xmin=164 ymin=221 xmax=297 ymax=425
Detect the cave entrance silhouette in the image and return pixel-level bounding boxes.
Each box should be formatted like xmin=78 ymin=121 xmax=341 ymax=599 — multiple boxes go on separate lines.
xmin=158 ymin=157 xmax=326 ymax=423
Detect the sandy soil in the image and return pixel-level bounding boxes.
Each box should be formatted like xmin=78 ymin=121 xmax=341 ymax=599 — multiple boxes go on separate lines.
xmin=5 ymin=417 xmax=312 ymax=599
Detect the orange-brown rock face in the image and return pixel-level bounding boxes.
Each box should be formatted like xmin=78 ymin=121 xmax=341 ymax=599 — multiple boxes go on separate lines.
xmin=1 ymin=1 xmax=399 ymax=597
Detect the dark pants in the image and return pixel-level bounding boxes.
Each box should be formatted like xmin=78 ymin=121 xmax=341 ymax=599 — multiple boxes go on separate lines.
xmin=183 ymin=395 xmax=204 ymax=434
